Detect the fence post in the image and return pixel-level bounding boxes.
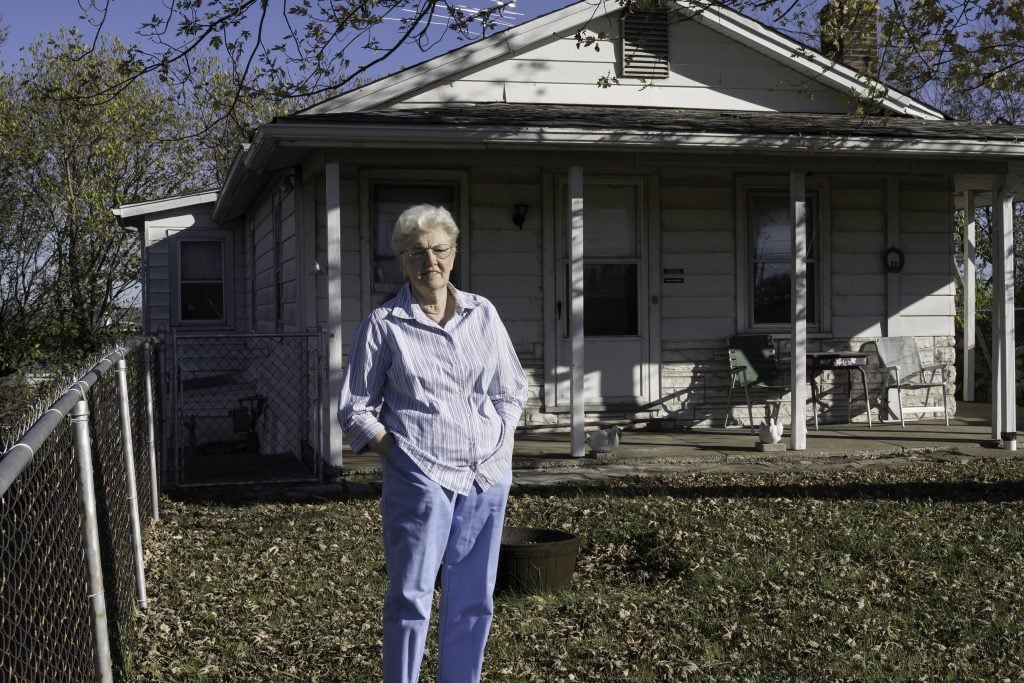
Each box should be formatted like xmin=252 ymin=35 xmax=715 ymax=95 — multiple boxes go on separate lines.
xmin=71 ymin=396 xmax=115 ymax=683
xmin=116 ymin=357 xmax=149 ymax=611
xmin=170 ymin=330 xmax=181 ymax=487
xmin=143 ymin=341 xmax=160 ymax=521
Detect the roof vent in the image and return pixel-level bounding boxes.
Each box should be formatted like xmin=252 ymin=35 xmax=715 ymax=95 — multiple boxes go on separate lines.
xmin=621 ymin=10 xmax=670 ymax=79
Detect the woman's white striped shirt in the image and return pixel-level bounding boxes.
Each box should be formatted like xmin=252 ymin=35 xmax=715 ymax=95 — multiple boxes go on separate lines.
xmin=338 ymin=284 xmax=528 ymax=495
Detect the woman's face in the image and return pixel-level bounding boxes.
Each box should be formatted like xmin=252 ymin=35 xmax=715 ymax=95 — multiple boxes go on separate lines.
xmin=399 ymin=227 xmax=456 ymax=292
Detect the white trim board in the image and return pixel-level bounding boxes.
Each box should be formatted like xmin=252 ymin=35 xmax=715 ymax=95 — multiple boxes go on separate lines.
xmin=256 ymin=121 xmax=1024 ymax=159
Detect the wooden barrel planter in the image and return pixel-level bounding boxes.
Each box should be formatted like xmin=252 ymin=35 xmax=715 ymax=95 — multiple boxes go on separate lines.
xmin=496 ymin=527 xmax=580 ymax=594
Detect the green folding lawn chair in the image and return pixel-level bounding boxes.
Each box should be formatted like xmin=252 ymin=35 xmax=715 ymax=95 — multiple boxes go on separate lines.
xmin=724 ymin=334 xmax=790 ymax=431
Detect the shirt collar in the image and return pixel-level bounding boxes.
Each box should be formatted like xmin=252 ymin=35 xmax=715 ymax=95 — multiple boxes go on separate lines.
xmin=390 ymin=282 xmax=478 ymax=320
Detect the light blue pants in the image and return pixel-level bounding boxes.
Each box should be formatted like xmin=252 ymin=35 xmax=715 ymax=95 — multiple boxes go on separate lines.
xmin=380 ymin=446 xmax=511 ymax=683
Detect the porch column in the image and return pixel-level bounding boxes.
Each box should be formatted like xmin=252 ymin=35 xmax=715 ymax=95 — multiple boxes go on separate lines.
xmin=992 ymin=179 xmax=1017 ymax=450
xmin=962 ymin=190 xmax=977 ymax=402
xmin=569 ymin=166 xmax=586 ymax=459
xmin=789 ymin=172 xmax=808 ymax=451
xmin=325 ymin=161 xmax=345 ymax=467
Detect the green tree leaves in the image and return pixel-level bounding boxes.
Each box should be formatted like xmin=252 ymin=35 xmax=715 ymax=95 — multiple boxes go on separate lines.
xmin=0 ymin=34 xmax=199 ymax=374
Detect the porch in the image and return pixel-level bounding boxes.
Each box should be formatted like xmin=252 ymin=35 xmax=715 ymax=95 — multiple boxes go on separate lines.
xmin=339 ymin=402 xmax=1018 ymax=478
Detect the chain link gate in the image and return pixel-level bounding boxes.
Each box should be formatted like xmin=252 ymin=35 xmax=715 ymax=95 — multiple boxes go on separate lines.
xmin=169 ymin=332 xmax=324 ymax=487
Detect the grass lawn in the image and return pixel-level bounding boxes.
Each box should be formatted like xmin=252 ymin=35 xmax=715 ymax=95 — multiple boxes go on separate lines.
xmin=134 ymin=455 xmax=1024 ymax=681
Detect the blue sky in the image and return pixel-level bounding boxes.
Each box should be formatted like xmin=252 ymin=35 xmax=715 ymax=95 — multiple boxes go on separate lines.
xmin=0 ymin=1 xmax=562 ymax=79
xmin=1 ymin=0 xmax=153 ymax=64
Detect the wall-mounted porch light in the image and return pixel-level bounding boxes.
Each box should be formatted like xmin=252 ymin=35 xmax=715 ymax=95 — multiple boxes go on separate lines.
xmin=512 ymin=204 xmax=529 ymax=229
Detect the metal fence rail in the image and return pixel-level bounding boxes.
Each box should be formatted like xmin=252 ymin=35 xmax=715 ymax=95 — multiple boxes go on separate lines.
xmin=0 ymin=339 xmax=160 ymax=683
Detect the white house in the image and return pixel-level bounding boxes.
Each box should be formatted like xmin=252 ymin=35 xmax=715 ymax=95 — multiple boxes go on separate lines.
xmin=115 ymin=0 xmax=1021 ymax=484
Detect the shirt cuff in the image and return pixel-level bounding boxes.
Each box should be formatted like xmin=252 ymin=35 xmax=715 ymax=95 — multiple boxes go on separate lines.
xmin=344 ymin=413 xmax=386 ymax=455
xmin=495 ymin=401 xmax=523 ymax=427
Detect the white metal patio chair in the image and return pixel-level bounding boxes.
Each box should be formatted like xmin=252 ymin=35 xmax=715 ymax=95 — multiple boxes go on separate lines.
xmin=874 ymin=336 xmax=950 ymax=427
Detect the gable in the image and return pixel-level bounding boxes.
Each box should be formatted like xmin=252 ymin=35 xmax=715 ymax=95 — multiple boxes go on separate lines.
xmin=305 ymin=0 xmax=942 ymax=120
xmin=400 ymin=10 xmax=854 ymax=114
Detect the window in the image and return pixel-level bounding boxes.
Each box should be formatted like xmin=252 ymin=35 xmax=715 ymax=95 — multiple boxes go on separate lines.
xmin=178 ymin=239 xmax=226 ymax=322
xmin=173 ymin=231 xmax=233 ymax=326
xmin=580 ymin=264 xmax=639 ymax=335
xmin=739 ymin=181 xmax=828 ymax=330
xmin=368 ymin=180 xmax=462 ymax=297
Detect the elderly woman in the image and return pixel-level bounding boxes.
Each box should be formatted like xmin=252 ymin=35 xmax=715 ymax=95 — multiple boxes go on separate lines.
xmin=338 ymin=204 xmax=528 ymax=683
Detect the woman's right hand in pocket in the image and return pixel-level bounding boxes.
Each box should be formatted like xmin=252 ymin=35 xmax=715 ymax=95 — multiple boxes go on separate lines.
xmin=369 ymin=430 xmax=396 ymax=455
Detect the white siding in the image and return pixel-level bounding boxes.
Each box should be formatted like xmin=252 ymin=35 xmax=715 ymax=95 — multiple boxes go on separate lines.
xmin=252 ymin=199 xmax=276 ymax=331
xmin=314 ymin=167 xmax=367 ymax=356
xmin=247 ymin=184 xmax=303 ymax=332
xmin=829 ymin=181 xmax=886 ymax=337
xmin=895 ymin=184 xmax=956 ymax=337
xmin=314 ymin=173 xmax=330 ymax=333
xmin=280 ymin=190 xmax=300 ymax=330
xmin=468 ymin=169 xmax=545 ymax=397
xmin=402 ymin=12 xmax=851 ymax=113
xmin=142 ymin=204 xmax=242 ymax=333
xmin=826 ymin=178 xmax=955 ymax=340
xmin=659 ymin=173 xmax=735 ymax=343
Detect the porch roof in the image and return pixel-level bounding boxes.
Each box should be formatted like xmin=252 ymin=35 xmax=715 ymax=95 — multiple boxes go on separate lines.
xmin=277 ymin=104 xmax=1024 ymax=147
xmin=215 ymin=104 xmax=1024 ymax=221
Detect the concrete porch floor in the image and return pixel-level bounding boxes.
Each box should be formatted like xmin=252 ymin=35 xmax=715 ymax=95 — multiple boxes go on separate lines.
xmin=339 ymin=402 xmax=1022 ymax=483
xmin=519 ymin=401 xmax=1012 ymax=460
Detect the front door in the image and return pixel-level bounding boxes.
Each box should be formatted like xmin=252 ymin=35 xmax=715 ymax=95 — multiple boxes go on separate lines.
xmin=553 ymin=177 xmax=654 ymax=409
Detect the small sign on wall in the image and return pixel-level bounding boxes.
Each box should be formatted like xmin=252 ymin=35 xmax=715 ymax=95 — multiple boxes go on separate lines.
xmin=663 ymin=268 xmax=684 ymax=284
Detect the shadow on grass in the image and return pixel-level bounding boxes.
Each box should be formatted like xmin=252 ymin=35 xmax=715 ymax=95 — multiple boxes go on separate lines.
xmin=518 ymin=477 xmax=1024 ymax=504
xmin=164 ymin=474 xmax=1024 ymax=508
xmin=163 ymin=479 xmax=382 ymax=507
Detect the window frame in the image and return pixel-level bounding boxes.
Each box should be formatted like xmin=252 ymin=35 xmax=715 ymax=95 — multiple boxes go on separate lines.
xmin=171 ymin=229 xmax=234 ymax=327
xmin=735 ymin=176 xmax=831 ymax=334
xmin=359 ymin=169 xmax=469 ymax=313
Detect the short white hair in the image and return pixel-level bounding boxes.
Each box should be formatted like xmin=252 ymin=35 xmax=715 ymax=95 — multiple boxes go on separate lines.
xmin=391 ymin=204 xmax=460 ymax=254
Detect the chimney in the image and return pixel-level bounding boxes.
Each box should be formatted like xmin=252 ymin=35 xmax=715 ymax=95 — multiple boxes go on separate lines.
xmin=819 ymin=0 xmax=879 ymax=75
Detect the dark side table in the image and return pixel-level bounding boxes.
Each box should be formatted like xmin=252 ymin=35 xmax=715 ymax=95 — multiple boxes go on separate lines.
xmin=806 ymin=352 xmax=872 ymax=429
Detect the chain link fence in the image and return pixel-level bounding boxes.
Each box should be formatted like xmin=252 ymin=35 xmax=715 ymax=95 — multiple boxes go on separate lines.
xmin=0 ymin=339 xmax=160 ymax=683
xmin=168 ymin=332 xmax=323 ymax=487
xmin=957 ymin=309 xmax=1024 ymax=403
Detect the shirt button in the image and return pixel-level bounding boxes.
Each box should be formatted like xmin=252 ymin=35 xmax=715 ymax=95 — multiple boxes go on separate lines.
xmin=469 ymin=463 xmax=477 ymax=472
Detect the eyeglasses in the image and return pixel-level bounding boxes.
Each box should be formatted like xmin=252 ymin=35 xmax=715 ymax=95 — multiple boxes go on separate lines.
xmin=404 ymin=245 xmax=455 ymax=261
